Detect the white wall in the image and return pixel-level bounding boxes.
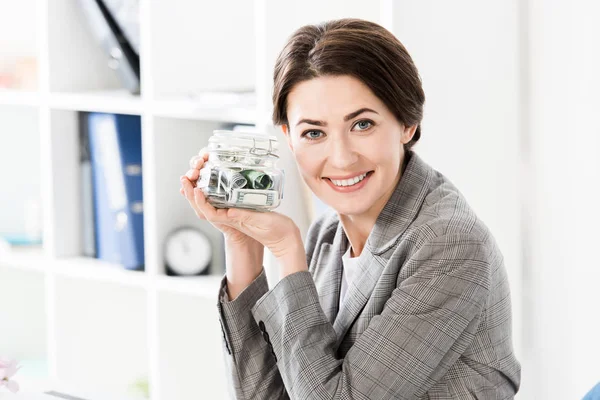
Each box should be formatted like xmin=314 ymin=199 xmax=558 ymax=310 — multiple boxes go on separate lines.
xmin=389 ymin=0 xmax=523 ymax=367
xmin=523 ymin=0 xmax=600 ymax=398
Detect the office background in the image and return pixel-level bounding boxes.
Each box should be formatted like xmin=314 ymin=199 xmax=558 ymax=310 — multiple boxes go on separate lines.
xmin=0 ymin=1 xmax=598 ymax=399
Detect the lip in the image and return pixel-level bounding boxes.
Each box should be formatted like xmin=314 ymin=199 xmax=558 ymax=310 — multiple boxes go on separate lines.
xmin=324 ymin=171 xmax=373 ymax=193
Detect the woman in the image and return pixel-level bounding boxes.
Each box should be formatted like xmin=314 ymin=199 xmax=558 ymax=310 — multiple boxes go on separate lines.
xmin=180 ymin=18 xmax=520 ymax=399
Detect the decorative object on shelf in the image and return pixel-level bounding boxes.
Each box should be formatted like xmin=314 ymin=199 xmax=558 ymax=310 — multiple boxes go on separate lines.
xmin=0 ymin=357 xmax=21 ymax=393
xmin=196 ymin=130 xmax=285 ymax=211
xmin=164 ymin=227 xmax=212 ymax=276
xmin=0 ymin=57 xmax=38 ymax=90
xmin=86 ymin=112 xmax=145 ymax=271
xmin=77 ymin=0 xmax=140 ymax=94
xmin=127 ymin=375 xmax=149 ymax=399
xmin=0 ymin=194 xmax=44 ymax=253
xmin=0 ymin=234 xmax=43 ymax=256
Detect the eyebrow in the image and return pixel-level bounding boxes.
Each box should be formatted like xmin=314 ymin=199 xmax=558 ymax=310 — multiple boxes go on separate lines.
xmin=295 ymin=108 xmax=379 ymax=127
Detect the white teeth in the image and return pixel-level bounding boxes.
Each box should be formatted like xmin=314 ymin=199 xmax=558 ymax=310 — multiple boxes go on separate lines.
xmin=331 ymin=172 xmax=368 ymax=187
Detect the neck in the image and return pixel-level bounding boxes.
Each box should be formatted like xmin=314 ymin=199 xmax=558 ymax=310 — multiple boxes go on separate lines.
xmin=339 ymin=152 xmax=409 ymax=258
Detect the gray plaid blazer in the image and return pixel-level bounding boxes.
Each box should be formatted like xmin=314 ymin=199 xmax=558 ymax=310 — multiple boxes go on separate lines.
xmin=216 ymin=150 xmax=521 ymax=399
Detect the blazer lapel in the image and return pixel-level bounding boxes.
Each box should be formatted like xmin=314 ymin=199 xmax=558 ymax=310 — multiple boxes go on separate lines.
xmin=332 ymin=249 xmax=385 ymax=349
xmin=329 ymin=150 xmax=433 ymax=348
xmin=312 ymin=222 xmax=346 ymax=325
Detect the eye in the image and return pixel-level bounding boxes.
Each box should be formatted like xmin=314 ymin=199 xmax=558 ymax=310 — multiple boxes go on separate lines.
xmin=301 ymin=130 xmax=325 ymax=140
xmin=352 ymin=119 xmax=374 ymax=131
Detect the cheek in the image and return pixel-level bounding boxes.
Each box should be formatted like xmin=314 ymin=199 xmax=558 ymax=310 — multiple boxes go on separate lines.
xmin=293 ymin=147 xmax=322 ymax=179
xmin=372 ymin=132 xmax=402 ymax=166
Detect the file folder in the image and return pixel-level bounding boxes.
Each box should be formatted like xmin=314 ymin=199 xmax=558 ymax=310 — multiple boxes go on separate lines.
xmin=86 ymin=112 xmax=144 ymax=270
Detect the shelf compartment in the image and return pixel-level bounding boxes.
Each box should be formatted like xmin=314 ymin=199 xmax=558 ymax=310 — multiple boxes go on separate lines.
xmin=54 ymin=276 xmax=149 ymax=399
xmin=0 ymin=105 xmax=43 ymax=258
xmin=149 ymin=117 xmax=228 ymax=277
xmin=47 ymin=0 xmax=133 ymax=93
xmin=0 ymin=267 xmax=47 ymax=362
xmin=149 ymin=1 xmax=254 ymax=97
xmin=0 ymin=0 xmax=38 ymax=91
xmin=156 ymin=291 xmax=229 ymax=399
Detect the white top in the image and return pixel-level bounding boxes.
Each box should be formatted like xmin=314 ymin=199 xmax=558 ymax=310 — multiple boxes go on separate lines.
xmin=340 ymin=245 xmax=361 ymax=308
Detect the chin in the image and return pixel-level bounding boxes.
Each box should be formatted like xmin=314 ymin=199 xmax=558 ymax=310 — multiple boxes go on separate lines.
xmin=328 ymin=197 xmax=374 ymax=217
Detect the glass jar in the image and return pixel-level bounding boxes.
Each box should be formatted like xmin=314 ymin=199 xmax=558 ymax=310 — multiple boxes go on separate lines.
xmin=196 ymin=130 xmax=284 ymax=211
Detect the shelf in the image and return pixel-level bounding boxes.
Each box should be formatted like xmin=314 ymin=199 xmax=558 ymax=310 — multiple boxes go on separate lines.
xmin=0 ymin=248 xmax=226 ymax=297
xmin=0 ymin=88 xmax=260 ymax=123
xmin=152 ymin=93 xmax=257 ymax=124
xmin=52 ymin=256 xmax=148 ymax=288
xmin=154 ymin=274 xmax=224 ymax=298
xmin=0 ymin=248 xmax=149 ymax=288
xmin=0 ymin=245 xmax=47 ymax=273
xmin=0 ymin=89 xmax=41 ymax=107
xmin=48 ymin=89 xmax=143 ymax=115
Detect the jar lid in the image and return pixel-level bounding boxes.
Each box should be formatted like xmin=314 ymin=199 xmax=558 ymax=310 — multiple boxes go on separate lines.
xmin=208 ymin=130 xmax=279 ymax=157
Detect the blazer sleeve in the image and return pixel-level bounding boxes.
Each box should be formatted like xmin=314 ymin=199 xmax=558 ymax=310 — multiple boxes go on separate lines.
xmin=249 ymin=232 xmax=492 ymax=399
xmin=217 ymin=268 xmax=290 ymax=399
xmin=215 ymin=218 xmax=328 ymax=399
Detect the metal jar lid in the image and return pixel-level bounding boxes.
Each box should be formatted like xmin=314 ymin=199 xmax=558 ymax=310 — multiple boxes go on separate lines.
xmin=208 ymin=130 xmax=279 ymax=158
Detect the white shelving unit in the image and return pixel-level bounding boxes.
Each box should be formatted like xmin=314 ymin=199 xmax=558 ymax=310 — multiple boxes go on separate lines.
xmin=0 ymin=0 xmax=525 ymax=399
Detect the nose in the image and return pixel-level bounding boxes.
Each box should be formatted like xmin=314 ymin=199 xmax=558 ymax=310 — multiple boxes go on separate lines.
xmin=328 ymin=134 xmax=358 ymax=169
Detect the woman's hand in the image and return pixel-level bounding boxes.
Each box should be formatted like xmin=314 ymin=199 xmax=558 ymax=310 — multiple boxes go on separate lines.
xmin=179 ymin=151 xmax=307 ymax=280
xmin=224 ymin=207 xmax=308 ymax=278
xmin=179 ymin=150 xmax=259 ymax=248
xmin=181 ymin=151 xmax=267 ymax=301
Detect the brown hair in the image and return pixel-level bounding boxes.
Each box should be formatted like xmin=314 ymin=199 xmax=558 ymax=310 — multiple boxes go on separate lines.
xmin=272 ymin=18 xmax=425 ymax=151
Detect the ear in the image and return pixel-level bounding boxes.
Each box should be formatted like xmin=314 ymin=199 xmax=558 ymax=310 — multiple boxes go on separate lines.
xmin=401 ymin=124 xmax=418 ymax=144
xmin=281 ymin=124 xmax=294 ymax=152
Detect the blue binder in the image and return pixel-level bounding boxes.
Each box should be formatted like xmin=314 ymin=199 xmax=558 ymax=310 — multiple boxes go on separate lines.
xmin=87 ymin=112 xmax=144 ymax=270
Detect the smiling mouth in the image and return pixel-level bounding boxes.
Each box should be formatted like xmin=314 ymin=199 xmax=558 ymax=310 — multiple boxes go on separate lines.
xmin=325 ymin=171 xmax=374 ymax=187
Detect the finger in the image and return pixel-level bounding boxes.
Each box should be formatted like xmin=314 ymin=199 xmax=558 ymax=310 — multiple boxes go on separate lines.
xmin=193 ymin=187 xmax=233 ymax=225
xmin=185 ymin=167 xmax=200 ymax=183
xmin=192 ymin=186 xmax=221 ymax=221
xmin=191 ymin=156 xmax=207 ymax=169
xmin=189 ymin=149 xmax=209 ymax=169
xmin=188 ymin=155 xmax=204 ymax=169
xmin=181 ymin=176 xmax=206 ymax=219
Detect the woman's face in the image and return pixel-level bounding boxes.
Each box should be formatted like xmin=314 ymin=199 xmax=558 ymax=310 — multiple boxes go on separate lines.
xmin=283 ymin=75 xmax=417 ymax=217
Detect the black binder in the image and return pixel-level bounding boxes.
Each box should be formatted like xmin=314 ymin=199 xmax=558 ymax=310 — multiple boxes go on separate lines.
xmin=77 ymin=0 xmax=140 ymax=94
